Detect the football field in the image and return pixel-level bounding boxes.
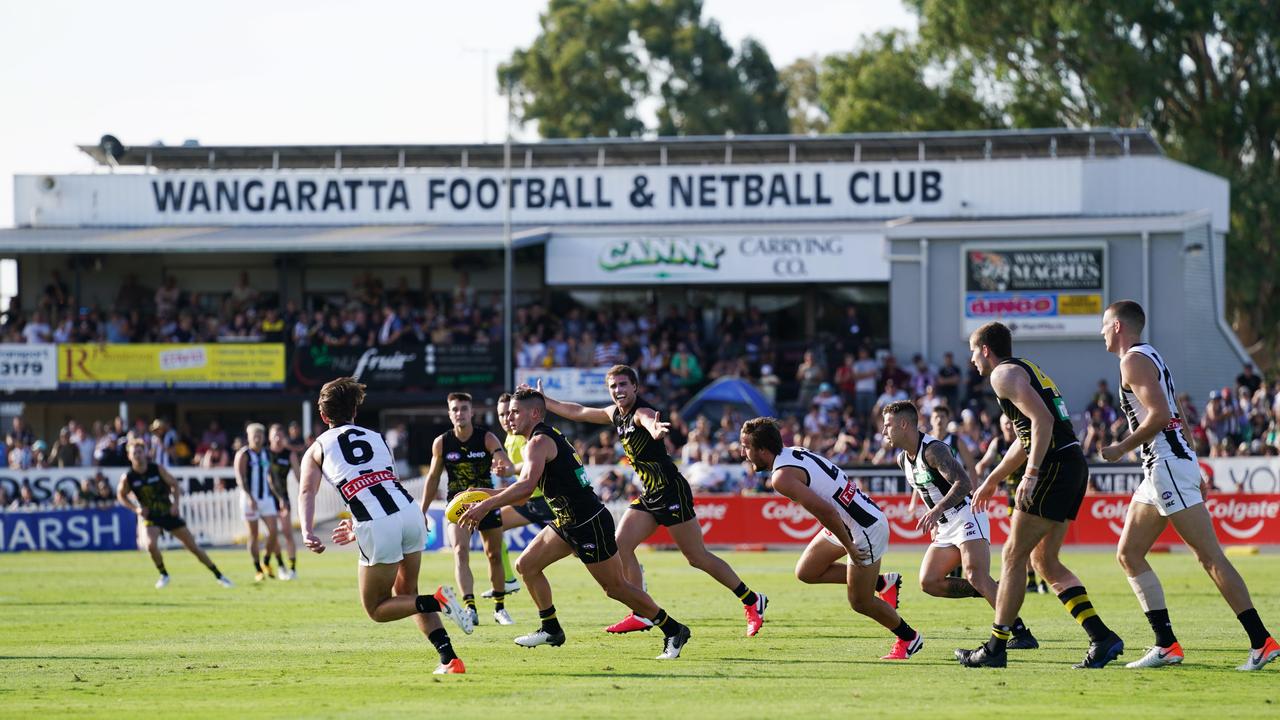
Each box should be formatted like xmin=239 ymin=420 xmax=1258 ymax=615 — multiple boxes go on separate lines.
xmin=3 ymin=546 xmax=1278 ymax=718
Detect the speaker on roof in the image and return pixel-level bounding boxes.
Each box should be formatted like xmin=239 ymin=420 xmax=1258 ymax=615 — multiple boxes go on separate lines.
xmin=99 ymin=134 xmax=125 ymax=161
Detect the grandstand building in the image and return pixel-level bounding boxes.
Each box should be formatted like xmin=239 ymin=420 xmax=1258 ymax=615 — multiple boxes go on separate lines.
xmin=2 ymin=128 xmax=1243 ymax=453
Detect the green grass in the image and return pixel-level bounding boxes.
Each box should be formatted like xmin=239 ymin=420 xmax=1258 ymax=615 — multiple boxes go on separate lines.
xmin=2 ymin=546 xmax=1278 ymax=719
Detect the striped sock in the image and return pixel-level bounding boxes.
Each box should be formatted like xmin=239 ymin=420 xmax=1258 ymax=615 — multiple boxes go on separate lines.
xmin=732 ymin=582 xmax=758 ymax=607
xmin=985 ymin=624 xmax=1012 ymax=652
xmin=1057 ymin=586 xmax=1112 ymax=642
xmin=650 ymin=609 xmax=681 ymax=637
xmin=463 ymin=594 xmax=476 ymax=610
xmin=539 ymin=605 xmax=562 ymax=635
xmin=493 ymin=591 xmax=505 ymax=612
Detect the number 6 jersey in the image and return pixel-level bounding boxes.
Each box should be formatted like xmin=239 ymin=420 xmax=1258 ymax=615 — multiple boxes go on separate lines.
xmin=773 ymin=446 xmax=885 ymax=529
xmin=316 ymin=424 xmax=416 ymax=522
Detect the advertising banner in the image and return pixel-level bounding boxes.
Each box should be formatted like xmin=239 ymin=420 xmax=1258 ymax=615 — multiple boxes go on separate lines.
xmin=0 ymin=507 xmax=137 ymax=552
xmin=58 ymin=343 xmax=284 ymax=388
xmin=0 ymin=467 xmax=239 ymax=501
xmin=545 ymin=232 xmax=888 ymax=285
xmin=515 ymin=367 xmax=614 ymax=404
xmin=0 ymin=343 xmax=57 ymax=390
xmin=290 ymin=344 xmax=501 ymax=390
xmin=961 ymin=243 xmax=1106 ymax=338
xmin=641 ymin=493 xmax=1280 ymax=547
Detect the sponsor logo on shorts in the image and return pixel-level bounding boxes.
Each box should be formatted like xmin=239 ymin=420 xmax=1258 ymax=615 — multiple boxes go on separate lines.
xmin=581 ymin=543 xmax=596 ymax=550
xmin=1165 ymin=501 xmax=1175 ymax=507
xmin=1161 ymin=491 xmax=1173 ymax=500
xmin=668 ymin=504 xmax=681 ymax=511
xmin=964 ymin=522 xmax=975 ymax=530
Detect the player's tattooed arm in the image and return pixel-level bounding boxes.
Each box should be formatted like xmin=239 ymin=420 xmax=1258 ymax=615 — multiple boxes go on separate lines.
xmin=924 ymin=442 xmax=973 ymax=512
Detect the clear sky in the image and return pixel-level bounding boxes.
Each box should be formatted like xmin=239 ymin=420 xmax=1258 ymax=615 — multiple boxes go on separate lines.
xmin=0 ymin=0 xmax=915 ymax=228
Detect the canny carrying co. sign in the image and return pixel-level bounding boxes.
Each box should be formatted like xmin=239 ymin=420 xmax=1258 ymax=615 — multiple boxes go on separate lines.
xmin=961 ymin=242 xmax=1107 ymax=339
xmin=546 ymin=232 xmax=888 ymax=284
xmin=15 ymin=160 xmax=1084 ymax=227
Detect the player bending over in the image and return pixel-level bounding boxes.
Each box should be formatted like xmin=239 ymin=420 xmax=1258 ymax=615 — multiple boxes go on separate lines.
xmin=740 ymin=417 xmax=923 ymax=661
xmin=300 ymin=377 xmax=473 ymax=674
xmin=459 ymin=388 xmax=692 ymax=660
xmin=880 ymin=401 xmax=1038 ymax=650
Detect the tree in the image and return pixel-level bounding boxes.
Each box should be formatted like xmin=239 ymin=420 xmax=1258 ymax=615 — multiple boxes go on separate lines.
xmin=500 ymin=0 xmax=789 ymax=137
xmin=779 ymin=56 xmax=827 ymax=134
xmin=907 ymin=0 xmax=1280 ymax=359
xmin=815 ymin=30 xmax=999 ymax=133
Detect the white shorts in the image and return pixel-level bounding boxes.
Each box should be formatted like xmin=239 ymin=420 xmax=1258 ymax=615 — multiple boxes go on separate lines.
xmin=822 ymin=517 xmax=890 ymax=567
xmin=931 ymin=502 xmax=990 ymax=548
xmin=1132 ymin=458 xmax=1204 ymax=516
xmin=241 ymin=491 xmax=278 ymax=521
xmin=354 ymin=511 xmax=427 ymax=567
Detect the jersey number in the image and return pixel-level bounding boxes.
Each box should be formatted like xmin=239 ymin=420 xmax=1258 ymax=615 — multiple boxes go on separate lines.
xmin=338 ymin=429 xmax=375 ymax=466
xmin=1024 ymin=360 xmax=1070 ymax=421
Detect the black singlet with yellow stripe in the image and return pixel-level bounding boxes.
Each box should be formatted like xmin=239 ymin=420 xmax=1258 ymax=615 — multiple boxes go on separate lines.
xmin=126 ymin=463 xmax=172 ymax=515
xmin=612 ymin=396 xmax=684 ymax=496
xmin=996 ymin=357 xmax=1079 ymax=457
xmin=530 ymin=422 xmax=603 ymax=528
xmin=438 ymin=427 xmax=494 ymax=499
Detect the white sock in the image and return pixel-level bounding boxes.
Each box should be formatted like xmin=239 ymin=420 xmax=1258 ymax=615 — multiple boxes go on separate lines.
xmin=1126 ymin=570 xmax=1166 ymax=612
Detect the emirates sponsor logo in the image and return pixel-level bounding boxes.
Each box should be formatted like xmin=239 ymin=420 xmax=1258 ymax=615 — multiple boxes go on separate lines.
xmin=695 ymin=502 xmax=727 ymax=535
xmin=762 ymin=500 xmax=822 ymax=539
xmin=1207 ymin=498 xmax=1280 ymax=540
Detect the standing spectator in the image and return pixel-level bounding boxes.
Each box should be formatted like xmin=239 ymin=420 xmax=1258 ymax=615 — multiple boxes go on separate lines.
xmin=10 ymin=417 xmax=34 ymax=446
xmin=1237 ymin=363 xmax=1262 ymax=396
xmin=935 ymin=351 xmax=962 ymax=411
xmin=201 ymin=420 xmax=228 ymax=450
xmin=878 ymin=354 xmax=910 ymax=394
xmin=795 ymin=350 xmax=825 ymax=407
xmin=377 ymin=305 xmax=405 ymax=346
xmin=757 ymin=363 xmax=781 ymax=407
xmin=22 ymin=310 xmax=52 ymax=343
xmin=873 ymin=378 xmax=909 ymax=418
xmin=670 ymin=341 xmax=703 ymax=390
xmin=49 ymin=427 xmax=81 ymax=467
xmin=155 ymin=275 xmax=180 ymax=319
xmin=908 ymin=354 xmax=935 ymax=397
xmin=149 ymin=419 xmax=177 ymax=467
xmin=852 ymin=347 xmax=879 ymax=422
xmin=228 ymin=270 xmax=259 ymax=314
xmin=73 ymin=421 xmax=97 ymax=467
xmin=842 ymin=305 xmax=864 ymax=353
xmin=593 ymin=334 xmax=624 ymax=367
xmin=1092 ymin=380 xmax=1116 ymax=410
xmin=833 ymin=352 xmax=857 ymax=403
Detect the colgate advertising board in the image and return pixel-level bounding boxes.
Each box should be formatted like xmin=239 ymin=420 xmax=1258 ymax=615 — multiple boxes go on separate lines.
xmin=642 ymin=494 xmax=1280 ymax=546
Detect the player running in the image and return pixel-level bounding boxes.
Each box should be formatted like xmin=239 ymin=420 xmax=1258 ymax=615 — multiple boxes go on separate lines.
xmin=739 ymin=417 xmax=924 ymax=660
xmin=300 ymin=377 xmax=473 ymax=675
xmin=880 ymin=401 xmax=1038 ymax=650
xmin=235 ymin=423 xmax=283 ymax=582
xmin=1099 ymin=300 xmax=1278 ymax=670
xmin=958 ymin=322 xmax=1123 ymax=668
xmin=535 ymin=365 xmax=767 ymax=637
xmin=267 ymin=423 xmax=299 ymax=580
xmin=482 ymin=393 xmax=556 ymax=605
xmin=458 ymin=388 xmax=692 ymax=660
xmin=117 ymin=439 xmax=233 ymax=589
xmin=423 ymin=392 xmax=514 ymax=627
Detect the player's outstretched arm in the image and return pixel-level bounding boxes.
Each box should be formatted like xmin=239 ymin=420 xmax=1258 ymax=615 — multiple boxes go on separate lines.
xmin=634 ymin=408 xmax=671 ymax=440
xmin=534 ymin=379 xmax=613 ymax=425
xmin=459 ymin=435 xmax=546 ymax=525
xmin=298 ymin=443 xmax=325 ymax=554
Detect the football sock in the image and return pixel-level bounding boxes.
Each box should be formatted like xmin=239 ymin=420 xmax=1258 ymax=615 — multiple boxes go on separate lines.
xmin=651 ymin=609 xmax=682 ymax=638
xmin=207 ymin=564 xmax=223 ymax=579
xmin=493 ymin=591 xmax=505 ymax=612
xmin=986 ymin=624 xmax=1012 ymax=652
xmin=891 ymin=619 xmax=916 ymax=642
xmin=428 ymin=628 xmax=458 ymax=663
xmin=1237 ymin=608 xmax=1269 ymax=650
xmin=154 ymin=561 xmax=167 ymax=575
xmin=289 ymin=557 xmax=297 ymax=571
xmin=539 ymin=605 xmax=563 ymax=635
xmin=732 ymin=582 xmax=758 ymax=607
xmin=252 ymin=558 xmax=262 ymax=572
xmin=274 ymin=552 xmax=285 ymax=567
xmin=1057 ymin=586 xmax=1112 ymax=642
xmin=463 ymin=594 xmax=476 ymax=611
xmin=1027 ymin=569 xmax=1039 ymax=587
xmin=1145 ymin=609 xmax=1177 ymax=647
xmin=500 ymin=544 xmax=516 ymax=584
xmin=415 ymin=595 xmax=442 ymax=614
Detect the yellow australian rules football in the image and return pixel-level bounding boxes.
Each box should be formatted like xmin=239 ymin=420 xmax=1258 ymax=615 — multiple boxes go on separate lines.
xmin=445 ymin=489 xmax=492 ymax=524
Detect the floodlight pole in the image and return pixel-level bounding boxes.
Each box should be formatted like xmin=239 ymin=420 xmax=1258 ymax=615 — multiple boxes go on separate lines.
xmin=502 ymin=79 xmax=514 ymax=392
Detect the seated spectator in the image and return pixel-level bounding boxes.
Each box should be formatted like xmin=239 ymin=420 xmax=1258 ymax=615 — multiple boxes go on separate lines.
xmin=586 ymin=430 xmax=619 ymax=465
xmin=8 ymin=483 xmax=37 ymax=510
xmin=51 ymin=489 xmax=72 ymax=509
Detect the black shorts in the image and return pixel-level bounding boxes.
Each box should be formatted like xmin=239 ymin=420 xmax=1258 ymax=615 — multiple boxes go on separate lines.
xmin=270 ymin=481 xmax=290 ymax=511
xmin=1017 ymin=448 xmax=1088 ymax=522
xmin=628 ymin=477 xmax=697 ymax=527
xmin=146 ymin=514 xmax=187 ymax=532
xmin=553 ymin=508 xmax=618 ymax=565
xmin=514 ymin=496 xmax=555 ymax=528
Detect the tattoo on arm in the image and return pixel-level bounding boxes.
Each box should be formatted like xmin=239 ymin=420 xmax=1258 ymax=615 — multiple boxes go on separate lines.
xmin=925 ymin=442 xmax=973 ymax=511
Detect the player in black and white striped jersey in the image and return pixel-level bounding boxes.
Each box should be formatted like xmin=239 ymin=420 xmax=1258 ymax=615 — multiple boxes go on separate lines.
xmin=1100 ymin=300 xmax=1278 ymax=671
xmin=235 ymin=423 xmax=282 ymax=582
xmin=299 ymin=377 xmax=473 ymax=675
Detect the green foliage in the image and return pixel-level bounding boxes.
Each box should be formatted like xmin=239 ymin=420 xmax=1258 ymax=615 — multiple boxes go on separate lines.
xmin=907 ymin=0 xmax=1280 ymax=357
xmin=4 ymin=549 xmax=1280 ymax=718
xmin=500 ymin=0 xmax=789 ymax=137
